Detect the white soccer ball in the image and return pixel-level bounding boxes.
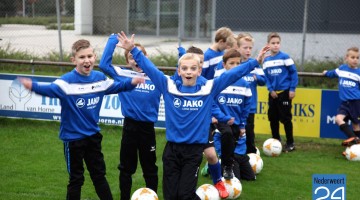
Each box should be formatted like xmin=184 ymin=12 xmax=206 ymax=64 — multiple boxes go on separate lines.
xmin=131 ymin=187 xmax=158 ymax=200
xmin=221 ymin=177 xmax=242 ymax=199
xmin=344 ymin=144 xmax=360 ymax=161
xmin=248 ymin=153 xmax=264 ymax=174
xmin=196 ymin=184 xmax=220 ymax=200
xmin=262 ymin=138 xmax=282 ymax=157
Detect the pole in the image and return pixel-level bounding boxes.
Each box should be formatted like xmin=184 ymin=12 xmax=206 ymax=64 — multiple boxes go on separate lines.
xmin=56 ymin=0 xmax=64 ymax=66
xmin=300 ymin=0 xmax=309 ymax=72
xmin=23 ymin=0 xmax=26 ymax=17
xmin=178 ymin=0 xmax=184 ymax=47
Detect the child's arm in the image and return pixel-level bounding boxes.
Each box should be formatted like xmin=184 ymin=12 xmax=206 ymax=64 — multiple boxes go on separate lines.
xmin=18 ymin=77 xmax=64 ymax=98
xmin=211 ymin=103 xmax=232 ymax=124
xmin=240 ymin=88 xmax=252 ymax=129
xmin=99 ymin=34 xmax=122 ymax=79
xmin=254 ymin=66 xmax=266 ymax=86
xmin=117 ymin=32 xmax=167 ymax=92
xmin=104 ymin=76 xmax=144 ymax=95
xmin=323 ymin=69 xmax=338 ymax=78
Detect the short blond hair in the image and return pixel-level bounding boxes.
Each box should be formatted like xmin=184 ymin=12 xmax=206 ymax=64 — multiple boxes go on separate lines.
xmin=214 ymin=27 xmax=233 ymax=42
xmin=178 ymin=53 xmax=200 ymax=66
xmin=226 ymin=35 xmax=237 ymax=48
xmin=237 ymin=33 xmax=254 ymax=47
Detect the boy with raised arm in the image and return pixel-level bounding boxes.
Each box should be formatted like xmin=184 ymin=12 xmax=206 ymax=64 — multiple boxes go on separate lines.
xmin=99 ymin=34 xmax=161 ymax=200
xmin=19 ymin=39 xmax=144 ymax=200
xmin=117 ymin=31 xmax=268 ymax=200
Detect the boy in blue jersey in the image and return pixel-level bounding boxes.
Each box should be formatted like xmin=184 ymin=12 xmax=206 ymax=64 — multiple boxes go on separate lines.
xmin=202 ymin=27 xmax=234 ymax=79
xmin=99 ymin=34 xmax=161 ymax=200
xmin=19 ymin=39 xmax=144 ymax=200
xmin=212 ymin=49 xmax=252 ymax=180
xmin=263 ymin=32 xmax=298 ymax=153
xmin=323 ymin=47 xmax=360 ymax=151
xmin=236 ymin=33 xmax=267 ymax=154
xmin=117 ymin=31 xmax=269 ymax=200
xmin=213 ymin=132 xmax=255 ymax=181
xmin=177 ymin=46 xmax=229 ymax=199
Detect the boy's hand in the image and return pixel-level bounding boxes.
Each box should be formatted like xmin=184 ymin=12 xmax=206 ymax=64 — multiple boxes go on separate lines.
xmin=256 ymin=45 xmax=270 ymax=63
xmin=18 ymin=77 xmax=33 ymax=90
xmin=322 ymin=70 xmax=327 ymax=75
xmin=240 ymin=128 xmax=246 ymax=137
xmin=289 ymin=91 xmax=295 ymax=99
xmin=131 ymin=77 xmax=145 ymax=85
xmin=117 ymin=31 xmax=135 ymax=51
xmin=270 ymin=91 xmax=278 ymax=99
xmin=227 ymin=117 xmax=235 ymax=125
xmin=211 ymin=117 xmax=218 ymax=124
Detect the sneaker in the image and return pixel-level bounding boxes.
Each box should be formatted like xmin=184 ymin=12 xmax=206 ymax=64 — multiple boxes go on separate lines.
xmin=200 ymin=162 xmax=209 ymax=176
xmin=341 ymin=137 xmax=360 ymax=147
xmin=283 ymin=144 xmax=295 ymax=153
xmin=214 ymin=180 xmax=229 ymax=199
xmin=223 ymin=165 xmax=234 ymax=180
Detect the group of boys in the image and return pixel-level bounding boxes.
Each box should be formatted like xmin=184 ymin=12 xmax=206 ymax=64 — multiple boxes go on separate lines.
xmin=18 ymin=25 xmax=360 ymax=200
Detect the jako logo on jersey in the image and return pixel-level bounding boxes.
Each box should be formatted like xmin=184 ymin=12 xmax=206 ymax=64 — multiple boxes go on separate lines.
xmin=218 ymin=96 xmax=226 ymax=104
xmin=243 ymin=76 xmax=255 ymax=82
xmin=269 ymin=68 xmax=282 ymax=75
xmin=136 ymin=83 xmax=155 ymax=90
xmin=87 ymin=97 xmax=100 ymax=106
xmin=173 ymin=98 xmax=181 ymax=108
xmin=227 ymin=98 xmax=243 ymax=104
xmin=182 ymin=100 xmax=203 ymax=107
xmin=76 ymin=98 xmax=85 ymax=108
xmin=340 ymin=80 xmax=356 ymax=87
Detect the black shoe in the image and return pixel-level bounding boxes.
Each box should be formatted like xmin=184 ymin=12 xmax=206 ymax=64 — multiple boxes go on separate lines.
xmin=223 ymin=165 xmax=234 ymax=180
xmin=283 ymin=144 xmax=295 ymax=153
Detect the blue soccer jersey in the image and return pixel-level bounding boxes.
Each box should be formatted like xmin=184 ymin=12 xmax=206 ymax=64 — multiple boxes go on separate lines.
xmin=202 ymin=48 xmax=224 ymax=79
xmin=130 ymin=47 xmax=259 ymax=144
xmin=214 ymin=78 xmax=252 ymax=128
xmin=31 ymin=69 xmax=135 ymax=141
xmin=99 ymin=34 xmax=161 ymax=122
xmin=263 ymin=51 xmax=298 ymax=92
xmin=325 ymin=64 xmax=360 ymax=101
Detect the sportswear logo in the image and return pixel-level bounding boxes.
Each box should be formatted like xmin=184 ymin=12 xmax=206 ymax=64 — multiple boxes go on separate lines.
xmin=150 ymin=146 xmax=156 ymax=152
xmin=218 ymin=96 xmax=226 ymax=104
xmin=91 ymin=84 xmax=101 ymax=90
xmin=76 ymin=98 xmax=85 ymax=108
xmin=173 ymin=98 xmax=181 ymax=108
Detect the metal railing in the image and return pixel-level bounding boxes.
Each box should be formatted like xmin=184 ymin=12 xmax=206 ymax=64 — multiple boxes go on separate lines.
xmin=0 ymin=58 xmax=324 ymax=77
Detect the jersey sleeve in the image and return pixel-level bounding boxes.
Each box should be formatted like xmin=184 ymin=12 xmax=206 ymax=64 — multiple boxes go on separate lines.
xmin=31 ymin=81 xmax=65 ymax=98
xmin=131 ymin=47 xmax=168 ymax=93
xmin=99 ymin=34 xmax=120 ymax=79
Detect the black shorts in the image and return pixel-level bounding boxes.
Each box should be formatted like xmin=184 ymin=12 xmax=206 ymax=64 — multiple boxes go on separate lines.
xmin=203 ymin=124 xmax=216 ymax=149
xmin=338 ymin=100 xmax=360 ymax=124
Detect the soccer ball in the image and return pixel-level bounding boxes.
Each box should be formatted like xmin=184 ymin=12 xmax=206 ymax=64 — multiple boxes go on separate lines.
xmin=248 ymin=153 xmax=264 ymax=174
xmin=262 ymin=138 xmax=282 ymax=157
xmin=131 ymin=187 xmax=158 ymax=200
xmin=196 ymin=184 xmax=220 ymax=200
xmin=221 ymin=177 xmax=242 ymax=199
xmin=344 ymin=144 xmax=360 ymax=161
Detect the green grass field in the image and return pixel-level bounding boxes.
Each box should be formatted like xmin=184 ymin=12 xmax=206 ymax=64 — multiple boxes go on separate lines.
xmin=0 ymin=117 xmax=357 ymax=200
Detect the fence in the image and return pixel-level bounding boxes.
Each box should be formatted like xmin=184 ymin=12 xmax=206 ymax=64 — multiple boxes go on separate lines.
xmin=1 ymin=0 xmax=360 ymax=64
